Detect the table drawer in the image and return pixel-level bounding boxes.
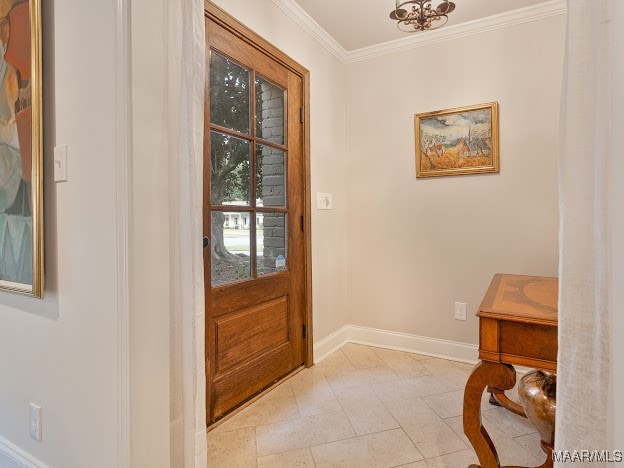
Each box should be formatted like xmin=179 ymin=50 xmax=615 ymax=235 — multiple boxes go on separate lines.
xmin=499 ymin=321 xmax=557 ymax=364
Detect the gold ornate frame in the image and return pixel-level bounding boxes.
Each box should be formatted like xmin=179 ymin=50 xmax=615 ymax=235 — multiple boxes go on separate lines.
xmin=0 ymin=0 xmax=43 ymax=297
xmin=415 ymin=102 xmax=499 ymax=178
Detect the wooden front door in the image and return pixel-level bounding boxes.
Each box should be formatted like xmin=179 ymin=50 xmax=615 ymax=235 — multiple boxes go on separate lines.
xmin=204 ymin=6 xmax=311 ymax=424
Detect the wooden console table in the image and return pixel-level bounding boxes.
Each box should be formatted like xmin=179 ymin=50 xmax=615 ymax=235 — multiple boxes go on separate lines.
xmin=463 ymin=274 xmax=558 ymax=468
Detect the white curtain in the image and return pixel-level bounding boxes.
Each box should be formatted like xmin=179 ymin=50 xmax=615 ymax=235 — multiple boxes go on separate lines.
xmin=169 ymin=0 xmax=208 ymax=466
xmin=555 ymin=0 xmax=615 ymax=463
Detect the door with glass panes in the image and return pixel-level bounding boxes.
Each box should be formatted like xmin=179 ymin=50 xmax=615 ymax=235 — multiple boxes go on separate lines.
xmin=204 ymin=13 xmax=308 ymax=423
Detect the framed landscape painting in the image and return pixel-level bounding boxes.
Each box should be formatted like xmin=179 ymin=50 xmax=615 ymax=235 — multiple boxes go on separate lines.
xmin=0 ymin=0 xmax=43 ymax=297
xmin=415 ymin=102 xmax=499 ymax=178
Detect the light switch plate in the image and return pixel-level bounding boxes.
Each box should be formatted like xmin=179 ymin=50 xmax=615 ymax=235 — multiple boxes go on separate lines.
xmin=53 ymin=145 xmax=68 ymax=182
xmin=317 ymin=192 xmax=333 ymax=210
xmin=29 ymin=403 xmax=42 ymax=442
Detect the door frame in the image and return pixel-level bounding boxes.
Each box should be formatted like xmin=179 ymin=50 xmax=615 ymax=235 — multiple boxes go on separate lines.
xmin=204 ymin=0 xmax=313 ymax=378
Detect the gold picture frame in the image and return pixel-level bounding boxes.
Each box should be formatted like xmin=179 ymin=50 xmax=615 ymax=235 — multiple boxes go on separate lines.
xmin=415 ymin=102 xmax=499 ymax=178
xmin=0 ymin=0 xmax=43 ymax=297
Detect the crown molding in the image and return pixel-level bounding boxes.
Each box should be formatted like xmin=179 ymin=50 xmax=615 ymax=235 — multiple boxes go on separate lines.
xmin=271 ymin=0 xmax=349 ymax=62
xmin=271 ymin=0 xmax=566 ymax=64
xmin=346 ymin=0 xmax=566 ymax=63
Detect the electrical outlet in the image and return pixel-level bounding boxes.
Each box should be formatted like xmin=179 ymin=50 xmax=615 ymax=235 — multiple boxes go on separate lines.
xmin=454 ymin=302 xmax=467 ymax=321
xmin=29 ymin=403 xmax=42 ymax=442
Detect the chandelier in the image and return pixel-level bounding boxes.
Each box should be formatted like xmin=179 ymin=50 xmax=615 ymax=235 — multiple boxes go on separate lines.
xmin=390 ymin=0 xmax=456 ymax=32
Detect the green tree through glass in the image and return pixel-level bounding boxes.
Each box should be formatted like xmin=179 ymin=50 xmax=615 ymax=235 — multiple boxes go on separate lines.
xmin=209 ymin=52 xmax=253 ymax=279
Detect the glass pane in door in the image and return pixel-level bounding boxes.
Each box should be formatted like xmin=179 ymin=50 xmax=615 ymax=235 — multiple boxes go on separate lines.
xmin=210 ymin=131 xmax=251 ymax=206
xmin=211 ymin=211 xmax=252 ymax=286
xmin=210 ymin=51 xmax=250 ymax=134
xmin=257 ymin=213 xmax=286 ymax=276
xmin=255 ymin=76 xmax=285 ymax=145
xmin=256 ymin=144 xmax=286 ymax=208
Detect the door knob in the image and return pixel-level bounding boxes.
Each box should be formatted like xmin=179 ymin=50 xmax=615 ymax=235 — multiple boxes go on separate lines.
xmin=203 ymin=236 xmax=210 ymax=248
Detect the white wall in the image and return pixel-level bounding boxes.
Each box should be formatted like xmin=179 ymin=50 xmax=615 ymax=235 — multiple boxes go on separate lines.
xmin=0 ymin=0 xmax=119 ymax=466
xmin=129 ymin=0 xmax=171 ymax=466
xmin=345 ymin=16 xmax=566 ymax=345
xmin=211 ymin=0 xmax=350 ymax=342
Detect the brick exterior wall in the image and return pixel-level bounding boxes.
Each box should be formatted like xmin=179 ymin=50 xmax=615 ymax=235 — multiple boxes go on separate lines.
xmin=258 ymin=81 xmax=286 ymax=272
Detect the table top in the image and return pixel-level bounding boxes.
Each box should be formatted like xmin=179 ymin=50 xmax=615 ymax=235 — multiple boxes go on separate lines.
xmin=477 ymin=274 xmax=558 ymax=326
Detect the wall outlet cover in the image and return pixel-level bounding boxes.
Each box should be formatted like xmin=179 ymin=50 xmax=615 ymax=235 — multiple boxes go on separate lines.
xmin=454 ymin=302 xmax=467 ymax=321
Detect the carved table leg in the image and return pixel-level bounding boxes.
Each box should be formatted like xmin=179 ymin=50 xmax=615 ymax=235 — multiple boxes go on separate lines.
xmin=487 ymin=387 xmax=527 ymax=418
xmin=463 ymin=361 xmax=516 ymax=468
xmin=488 ymin=391 xmax=502 ymax=407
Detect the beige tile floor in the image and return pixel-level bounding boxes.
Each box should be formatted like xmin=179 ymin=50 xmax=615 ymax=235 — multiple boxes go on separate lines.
xmin=208 ymin=343 xmax=547 ymax=467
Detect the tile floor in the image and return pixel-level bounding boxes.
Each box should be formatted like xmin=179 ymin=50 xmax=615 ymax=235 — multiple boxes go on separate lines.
xmin=208 ymin=343 xmax=547 ymax=467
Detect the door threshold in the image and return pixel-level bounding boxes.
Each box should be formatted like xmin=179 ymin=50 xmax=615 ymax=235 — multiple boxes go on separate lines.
xmin=206 ymin=364 xmax=305 ymax=432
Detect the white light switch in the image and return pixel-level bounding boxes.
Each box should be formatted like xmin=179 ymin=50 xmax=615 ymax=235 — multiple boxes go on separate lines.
xmin=317 ymin=192 xmax=333 ymax=210
xmin=54 ymin=145 xmax=68 ymax=182
xmin=29 ymin=403 xmax=42 ymax=442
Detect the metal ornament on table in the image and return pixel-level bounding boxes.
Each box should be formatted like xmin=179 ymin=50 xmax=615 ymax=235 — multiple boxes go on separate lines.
xmin=390 ymin=0 xmax=456 ymax=32
xmin=518 ymin=370 xmax=557 ymax=461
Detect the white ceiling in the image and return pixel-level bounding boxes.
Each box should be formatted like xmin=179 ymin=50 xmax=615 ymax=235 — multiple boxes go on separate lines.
xmin=292 ymin=0 xmax=552 ymax=51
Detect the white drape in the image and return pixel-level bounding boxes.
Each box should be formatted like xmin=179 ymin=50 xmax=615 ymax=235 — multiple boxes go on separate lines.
xmin=169 ymin=0 xmax=207 ymax=466
xmin=611 ymin=1 xmax=624 ymax=453
xmin=555 ymin=0 xmax=615 ymax=463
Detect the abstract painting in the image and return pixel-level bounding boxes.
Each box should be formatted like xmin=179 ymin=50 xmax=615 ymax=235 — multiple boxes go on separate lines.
xmin=0 ymin=0 xmax=42 ymax=297
xmin=415 ymin=102 xmax=499 ymax=178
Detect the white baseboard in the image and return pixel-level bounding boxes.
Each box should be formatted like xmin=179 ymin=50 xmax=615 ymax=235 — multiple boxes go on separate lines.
xmin=0 ymin=436 xmax=47 ymax=468
xmin=313 ymin=325 xmax=534 ymax=377
xmin=313 ymin=325 xmax=353 ymax=363
xmin=314 ymin=325 xmax=479 ymax=364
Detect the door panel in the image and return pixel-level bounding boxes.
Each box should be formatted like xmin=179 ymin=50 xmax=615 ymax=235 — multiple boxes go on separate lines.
xmin=215 ymin=297 xmax=289 ymax=373
xmin=205 ymin=11 xmax=308 ymax=423
xmin=211 ymin=272 xmax=290 ymax=314
xmin=211 ymin=343 xmax=292 ymax=418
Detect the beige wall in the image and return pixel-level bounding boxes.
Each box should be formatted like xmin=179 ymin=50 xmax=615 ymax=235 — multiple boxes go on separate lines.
xmin=344 ymin=16 xmax=565 ymax=345
xmin=0 ymin=0 xmax=119 ymax=465
xmin=130 ymin=0 xmax=171 ymax=465
xmin=212 ymin=0 xmax=350 ymax=341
